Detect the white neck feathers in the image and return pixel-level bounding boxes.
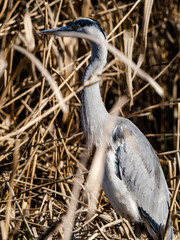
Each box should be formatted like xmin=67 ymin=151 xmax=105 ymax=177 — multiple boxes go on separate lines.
xmin=81 ymin=38 xmax=109 ymax=150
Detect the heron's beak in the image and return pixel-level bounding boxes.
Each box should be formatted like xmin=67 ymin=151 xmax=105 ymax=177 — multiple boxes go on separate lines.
xmin=37 ymin=26 xmax=70 ymax=36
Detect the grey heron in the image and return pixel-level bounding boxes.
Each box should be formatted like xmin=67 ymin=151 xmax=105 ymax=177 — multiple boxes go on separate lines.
xmin=38 ymin=18 xmax=173 ymax=240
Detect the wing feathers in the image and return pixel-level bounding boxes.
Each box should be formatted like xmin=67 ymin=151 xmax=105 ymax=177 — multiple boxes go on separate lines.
xmin=139 ymin=206 xmax=161 ymax=237
xmin=111 ymin=119 xmax=170 ymax=237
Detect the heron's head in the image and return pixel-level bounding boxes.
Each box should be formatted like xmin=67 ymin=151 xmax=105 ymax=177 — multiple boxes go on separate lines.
xmin=67 ymin=18 xmax=106 ymax=39
xmin=38 ymin=18 xmax=106 ymax=42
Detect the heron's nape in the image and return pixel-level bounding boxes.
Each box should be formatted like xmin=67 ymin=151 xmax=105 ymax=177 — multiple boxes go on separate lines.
xmin=38 ymin=18 xmax=173 ymax=240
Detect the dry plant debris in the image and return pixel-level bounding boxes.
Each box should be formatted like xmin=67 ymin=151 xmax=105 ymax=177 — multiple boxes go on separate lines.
xmin=0 ymin=0 xmax=179 ymax=239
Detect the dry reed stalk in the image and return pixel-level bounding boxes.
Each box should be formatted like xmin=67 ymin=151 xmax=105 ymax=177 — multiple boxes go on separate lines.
xmin=123 ymin=18 xmax=135 ymax=106
xmin=0 ymin=1 xmax=179 ymax=239
xmin=132 ymin=0 xmax=154 ymax=82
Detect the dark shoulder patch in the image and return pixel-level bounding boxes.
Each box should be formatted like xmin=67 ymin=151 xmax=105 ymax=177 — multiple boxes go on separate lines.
xmin=112 ymin=126 xmax=125 ymax=143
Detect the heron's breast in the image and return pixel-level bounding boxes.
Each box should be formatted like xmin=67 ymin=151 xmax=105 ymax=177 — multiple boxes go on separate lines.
xmin=102 ymin=149 xmax=142 ymax=222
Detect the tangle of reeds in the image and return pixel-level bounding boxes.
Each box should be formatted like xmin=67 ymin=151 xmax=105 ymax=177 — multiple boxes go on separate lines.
xmin=0 ymin=0 xmax=179 ymax=239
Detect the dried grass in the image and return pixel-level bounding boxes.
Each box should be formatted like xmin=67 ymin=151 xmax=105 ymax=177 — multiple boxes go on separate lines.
xmin=0 ymin=0 xmax=179 ymax=239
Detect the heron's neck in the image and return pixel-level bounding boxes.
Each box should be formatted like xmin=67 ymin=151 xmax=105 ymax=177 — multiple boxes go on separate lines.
xmin=81 ymin=41 xmax=109 ymax=150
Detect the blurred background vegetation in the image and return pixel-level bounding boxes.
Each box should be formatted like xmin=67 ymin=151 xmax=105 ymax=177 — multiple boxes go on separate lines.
xmin=0 ymin=0 xmax=179 ymax=239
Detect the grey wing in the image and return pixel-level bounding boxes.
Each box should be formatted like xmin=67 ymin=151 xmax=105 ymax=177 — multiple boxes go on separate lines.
xmin=112 ymin=118 xmax=170 ymax=236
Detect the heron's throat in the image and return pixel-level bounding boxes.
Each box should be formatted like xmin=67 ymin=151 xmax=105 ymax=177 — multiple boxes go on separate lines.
xmin=81 ymin=42 xmax=109 ymax=150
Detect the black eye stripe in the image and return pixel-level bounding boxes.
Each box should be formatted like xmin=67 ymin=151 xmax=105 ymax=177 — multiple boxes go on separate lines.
xmin=68 ymin=19 xmax=106 ymax=39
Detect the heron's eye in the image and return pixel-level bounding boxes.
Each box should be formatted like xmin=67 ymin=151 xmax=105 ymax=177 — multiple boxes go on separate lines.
xmin=70 ymin=25 xmax=78 ymax=31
